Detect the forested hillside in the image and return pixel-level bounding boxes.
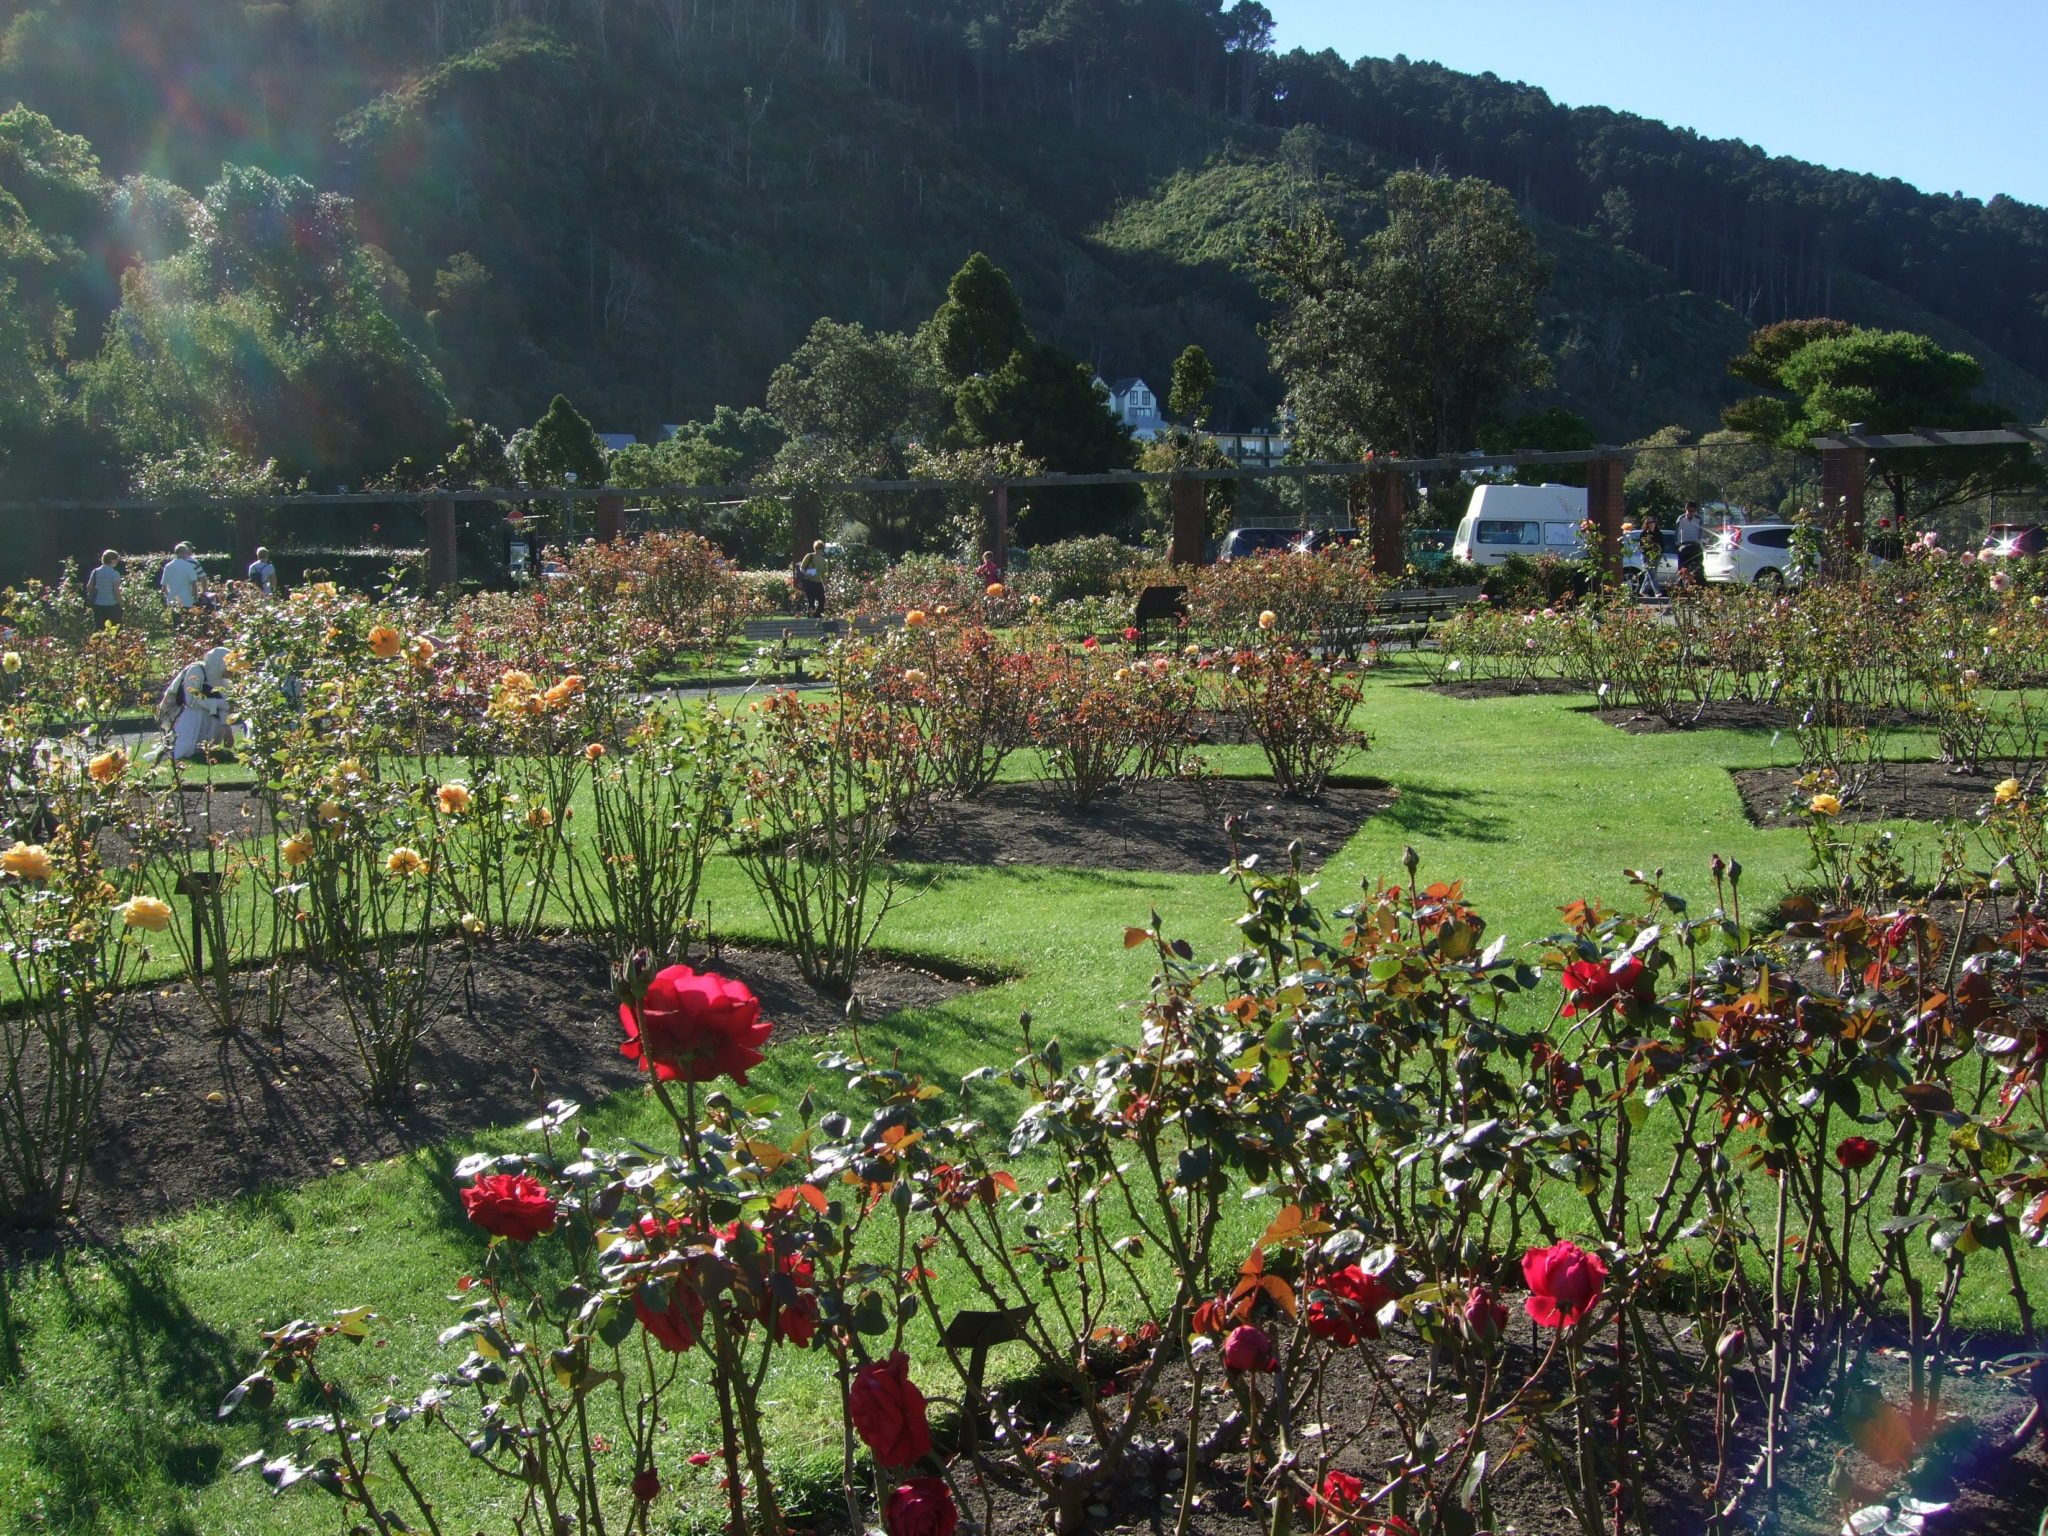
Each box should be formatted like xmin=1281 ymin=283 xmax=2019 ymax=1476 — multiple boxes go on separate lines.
xmin=1 ymin=0 xmax=2044 ymax=496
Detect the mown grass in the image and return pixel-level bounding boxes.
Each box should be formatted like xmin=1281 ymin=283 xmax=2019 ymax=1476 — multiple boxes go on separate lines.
xmin=0 ymin=654 xmax=1991 ymax=1534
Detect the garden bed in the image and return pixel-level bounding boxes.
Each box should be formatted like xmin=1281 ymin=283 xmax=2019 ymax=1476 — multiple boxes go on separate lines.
xmin=6 ymin=934 xmax=972 ymax=1252
xmin=943 ymin=1319 xmax=2045 ymax=1536
xmin=890 ymin=776 xmax=1394 ymax=875
xmin=1599 ymin=702 xmax=1932 ymax=736
xmin=1733 ymin=762 xmax=2028 ymax=826
xmin=1426 ymin=676 xmax=1587 ymax=700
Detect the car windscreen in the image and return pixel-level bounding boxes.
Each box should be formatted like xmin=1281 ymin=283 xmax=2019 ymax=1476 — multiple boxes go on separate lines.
xmin=1474 ymin=520 xmax=1541 ymax=546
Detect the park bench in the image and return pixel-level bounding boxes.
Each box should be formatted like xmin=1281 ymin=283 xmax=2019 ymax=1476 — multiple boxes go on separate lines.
xmin=1131 ymin=584 xmax=1188 ymax=639
xmin=1319 ymin=586 xmax=1481 ymax=655
xmin=738 ymin=613 xmax=902 ymax=678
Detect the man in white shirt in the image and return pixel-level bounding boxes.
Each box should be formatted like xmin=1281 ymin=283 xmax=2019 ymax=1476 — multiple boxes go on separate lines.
xmin=160 ymin=543 xmax=203 ymax=610
xmin=247 ymin=546 xmax=278 ymax=596
xmin=86 ymin=550 xmax=125 ymax=626
xmin=1676 ymin=502 xmax=1705 ymax=581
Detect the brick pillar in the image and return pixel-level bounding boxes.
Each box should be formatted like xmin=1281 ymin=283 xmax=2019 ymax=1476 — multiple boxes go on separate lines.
xmin=1168 ymin=475 xmax=1208 ymax=566
xmin=790 ymin=491 xmax=820 ymax=562
xmin=232 ymin=506 xmax=263 ymax=579
xmin=1819 ymin=444 xmax=1867 ymax=568
xmin=426 ymin=499 xmax=458 ymax=593
xmin=1367 ymin=467 xmax=1406 ymax=577
xmin=595 ymin=493 xmax=626 ymax=544
xmin=1586 ymin=453 xmax=1626 ymax=577
xmin=983 ymin=483 xmax=1010 ymax=571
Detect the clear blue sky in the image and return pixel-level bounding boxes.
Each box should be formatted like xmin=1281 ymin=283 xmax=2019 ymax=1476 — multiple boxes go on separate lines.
xmin=1268 ymin=1 xmax=2048 ymax=207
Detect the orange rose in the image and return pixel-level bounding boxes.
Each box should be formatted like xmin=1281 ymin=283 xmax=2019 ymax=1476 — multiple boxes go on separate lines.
xmin=367 ymin=625 xmax=403 ymax=659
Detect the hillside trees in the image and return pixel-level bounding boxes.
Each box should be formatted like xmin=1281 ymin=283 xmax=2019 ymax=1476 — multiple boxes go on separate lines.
xmin=1723 ymin=323 xmax=2042 ymax=527
xmin=78 ymin=165 xmax=455 ymax=488
xmin=1259 ymin=173 xmax=1550 ymax=459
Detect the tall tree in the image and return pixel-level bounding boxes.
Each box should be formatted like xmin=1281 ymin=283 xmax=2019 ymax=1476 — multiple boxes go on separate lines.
xmin=520 ymin=394 xmax=606 ymax=486
xmin=953 ymin=341 xmax=1136 ymax=541
xmin=926 ymin=252 xmax=1029 ymax=382
xmin=1169 ymin=344 xmax=1217 ymax=427
xmin=1723 ymin=324 xmax=2042 ymax=527
xmin=1258 ymin=173 xmax=1551 ymax=460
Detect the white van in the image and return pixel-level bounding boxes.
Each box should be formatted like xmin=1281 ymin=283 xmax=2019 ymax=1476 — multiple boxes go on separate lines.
xmin=1450 ymin=483 xmax=1590 ymax=567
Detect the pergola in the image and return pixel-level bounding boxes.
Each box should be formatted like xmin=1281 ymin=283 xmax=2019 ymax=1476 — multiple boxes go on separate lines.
xmin=6 ymin=427 xmax=2038 ymax=589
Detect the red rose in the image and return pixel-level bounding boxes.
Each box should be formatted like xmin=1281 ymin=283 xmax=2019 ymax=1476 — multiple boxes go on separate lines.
xmin=1836 ymin=1136 xmax=1881 ymax=1170
xmin=1122 ymin=627 xmax=1140 ymax=643
xmin=1522 ymin=1240 xmax=1607 ymax=1328
xmin=761 ymin=1242 xmax=819 ymax=1348
xmin=1310 ymin=1469 xmax=1365 ymax=1516
xmin=885 ymin=1478 xmax=958 ymax=1536
xmin=1462 ymin=1284 xmax=1508 ymax=1343
xmin=634 ymin=1273 xmax=707 ymax=1352
xmin=1222 ymin=1323 xmax=1277 ymax=1373
xmin=1082 ymin=635 xmax=1099 ymax=649
xmin=1304 ymin=1265 xmax=1395 ymax=1347
xmin=460 ymin=1172 xmax=557 ymax=1242
xmin=620 ymin=965 xmax=770 ymax=1084
xmin=1559 ymin=956 xmax=1644 ymax=1017
xmin=850 ymin=1352 xmax=932 ymax=1467
xmin=631 ymin=1467 xmax=661 ymax=1504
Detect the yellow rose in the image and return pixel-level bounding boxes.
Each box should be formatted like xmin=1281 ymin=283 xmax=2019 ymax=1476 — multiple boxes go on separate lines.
xmin=524 ymin=806 xmax=554 ymax=831
xmin=281 ymin=832 xmax=314 ymax=867
xmin=902 ymin=668 xmax=928 ymax=686
xmin=1996 ymin=778 xmax=2023 ymax=805
xmin=2 ymin=844 xmax=54 ymax=881
xmin=367 ymin=625 xmax=404 ymax=659
xmin=499 ymin=669 xmax=536 ymax=693
xmin=315 ymin=801 xmax=346 ymax=828
xmin=436 ymin=783 xmax=472 ymax=815
xmin=87 ymin=748 xmax=128 ymax=784
xmin=1 ymin=651 xmax=19 ymax=673
xmin=904 ymin=609 xmax=928 ymax=628
xmin=118 ymin=894 xmax=173 ymax=932
xmin=1810 ymin=793 xmax=1842 ymax=817
xmin=384 ymin=847 xmax=426 ymax=876
xmin=409 ymin=636 xmax=437 ymax=668
xmin=460 ymin=912 xmax=486 ymax=937
xmin=1028 ymin=595 xmax=1043 ymax=607
xmin=1257 ymin=610 xmax=1278 ymax=631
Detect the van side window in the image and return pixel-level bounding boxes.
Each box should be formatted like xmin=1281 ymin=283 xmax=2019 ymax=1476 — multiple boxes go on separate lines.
xmin=1475 ymin=520 xmax=1540 ymax=546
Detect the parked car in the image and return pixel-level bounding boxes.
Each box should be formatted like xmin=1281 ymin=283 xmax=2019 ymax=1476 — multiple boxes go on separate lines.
xmin=1448 ymin=483 xmax=1588 ymax=566
xmin=1297 ymin=529 xmax=1362 ymax=553
xmin=1982 ymin=523 xmax=2047 ymax=558
xmin=1702 ymin=522 xmax=1798 ymax=586
xmin=1217 ymin=527 xmax=1310 ymax=561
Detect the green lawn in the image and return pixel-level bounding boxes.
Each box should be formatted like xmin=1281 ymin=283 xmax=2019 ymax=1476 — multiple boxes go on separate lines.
xmin=0 ymin=656 xmax=1972 ymax=1533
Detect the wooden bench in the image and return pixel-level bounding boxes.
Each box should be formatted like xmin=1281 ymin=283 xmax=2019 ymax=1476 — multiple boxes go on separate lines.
xmin=738 ymin=613 xmax=903 ymax=677
xmin=1320 ymin=586 xmax=1481 ymax=655
xmin=1131 ymin=584 xmax=1187 ymax=639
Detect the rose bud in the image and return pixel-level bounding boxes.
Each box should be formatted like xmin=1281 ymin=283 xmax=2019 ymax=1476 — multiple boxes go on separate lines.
xmin=1716 ymin=1325 xmax=1747 ymax=1364
xmin=1462 ymin=1284 xmax=1508 ymax=1344
xmin=1222 ymin=1324 xmax=1277 ymax=1373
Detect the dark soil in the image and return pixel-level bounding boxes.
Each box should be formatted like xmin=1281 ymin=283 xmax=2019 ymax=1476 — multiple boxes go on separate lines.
xmin=942 ymin=1321 xmax=2045 ymax=1536
xmin=890 ymin=776 xmax=1394 ymax=875
xmin=6 ymin=934 xmax=972 ymax=1254
xmin=1732 ymin=761 xmax=2037 ymax=826
xmin=1426 ymin=676 xmax=1587 ymax=700
xmin=1601 ymin=701 xmax=1938 ymax=736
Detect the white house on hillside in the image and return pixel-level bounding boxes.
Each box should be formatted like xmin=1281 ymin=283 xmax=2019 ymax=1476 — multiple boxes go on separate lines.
xmin=1095 ymin=377 xmax=1165 ymax=440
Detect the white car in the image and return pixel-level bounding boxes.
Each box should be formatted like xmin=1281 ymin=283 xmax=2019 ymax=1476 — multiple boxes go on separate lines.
xmin=1703 ymin=522 xmax=1797 ymax=586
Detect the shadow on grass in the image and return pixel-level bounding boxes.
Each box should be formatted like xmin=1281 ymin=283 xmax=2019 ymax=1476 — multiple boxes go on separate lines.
xmin=1374 ymin=783 xmax=1511 ymax=844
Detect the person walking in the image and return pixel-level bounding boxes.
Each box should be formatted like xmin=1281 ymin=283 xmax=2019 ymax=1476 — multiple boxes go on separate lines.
xmin=247 ymin=545 xmax=278 ymax=596
xmin=1637 ymin=513 xmax=1665 ymax=600
xmin=86 ymin=549 xmax=125 ymax=627
xmin=160 ymin=542 xmax=203 ymax=613
xmin=1676 ymin=501 xmax=1705 ymax=583
xmin=975 ymin=549 xmax=1002 ymax=587
xmin=797 ymin=540 xmax=827 ymax=617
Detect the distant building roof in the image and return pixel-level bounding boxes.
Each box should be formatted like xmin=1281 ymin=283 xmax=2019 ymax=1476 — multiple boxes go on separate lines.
xmin=1105 ymin=377 xmax=1146 ymax=394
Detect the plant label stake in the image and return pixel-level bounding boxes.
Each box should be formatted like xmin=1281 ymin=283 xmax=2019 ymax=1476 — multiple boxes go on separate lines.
xmin=940 ymin=1305 xmax=1033 ymax=1421
xmin=176 ymin=870 xmax=224 ymax=974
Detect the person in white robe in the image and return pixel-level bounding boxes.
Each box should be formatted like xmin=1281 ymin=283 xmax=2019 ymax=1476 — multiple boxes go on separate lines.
xmin=156 ymin=647 xmax=233 ymax=760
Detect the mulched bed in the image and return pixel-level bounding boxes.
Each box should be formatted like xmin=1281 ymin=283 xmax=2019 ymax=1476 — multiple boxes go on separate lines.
xmin=5 ymin=934 xmax=973 ymax=1253
xmin=1426 ymin=676 xmax=1587 ymax=700
xmin=890 ymin=776 xmax=1394 ymax=875
xmin=1598 ymin=701 xmax=1931 ymax=736
xmin=1732 ymin=761 xmax=2033 ymax=826
xmin=937 ymin=1316 xmax=2045 ymax=1536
